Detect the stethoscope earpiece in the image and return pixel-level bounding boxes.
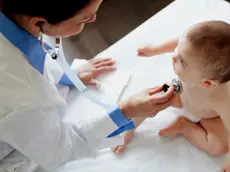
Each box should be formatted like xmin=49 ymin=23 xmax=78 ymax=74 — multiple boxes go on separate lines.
xmin=39 ymin=26 xmax=59 ymax=60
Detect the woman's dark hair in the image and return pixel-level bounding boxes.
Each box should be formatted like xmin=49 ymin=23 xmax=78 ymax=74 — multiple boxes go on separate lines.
xmin=1 ymin=0 xmax=91 ymax=24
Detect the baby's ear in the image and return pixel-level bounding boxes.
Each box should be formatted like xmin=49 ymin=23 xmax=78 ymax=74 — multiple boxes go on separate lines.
xmin=201 ymin=79 xmax=218 ymax=88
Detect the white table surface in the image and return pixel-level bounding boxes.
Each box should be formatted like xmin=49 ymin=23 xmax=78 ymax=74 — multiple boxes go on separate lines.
xmin=42 ymin=0 xmax=230 ymax=171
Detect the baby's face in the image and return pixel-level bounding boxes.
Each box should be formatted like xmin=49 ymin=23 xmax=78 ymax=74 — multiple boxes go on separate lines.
xmin=172 ymin=34 xmax=203 ymax=88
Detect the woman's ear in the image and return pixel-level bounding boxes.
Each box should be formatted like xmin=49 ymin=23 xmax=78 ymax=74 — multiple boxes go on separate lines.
xmin=35 ymin=21 xmax=45 ymax=28
xmin=28 ymin=17 xmax=47 ymax=35
xmin=201 ymin=79 xmax=218 ymax=88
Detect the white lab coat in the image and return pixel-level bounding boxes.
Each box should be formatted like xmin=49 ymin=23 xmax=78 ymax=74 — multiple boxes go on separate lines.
xmin=0 ymin=33 xmax=121 ymax=171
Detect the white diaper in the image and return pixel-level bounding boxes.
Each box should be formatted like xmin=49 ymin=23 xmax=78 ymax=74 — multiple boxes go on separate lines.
xmin=183 ymin=110 xmax=201 ymax=123
xmin=171 ymin=108 xmax=201 ymax=123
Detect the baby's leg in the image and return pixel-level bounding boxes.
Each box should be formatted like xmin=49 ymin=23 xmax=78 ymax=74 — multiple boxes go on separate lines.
xmin=159 ymin=117 xmax=229 ymax=156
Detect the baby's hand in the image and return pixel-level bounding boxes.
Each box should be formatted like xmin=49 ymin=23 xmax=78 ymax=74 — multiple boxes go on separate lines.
xmin=112 ymin=130 xmax=134 ymax=155
xmin=137 ymin=45 xmax=159 ymax=57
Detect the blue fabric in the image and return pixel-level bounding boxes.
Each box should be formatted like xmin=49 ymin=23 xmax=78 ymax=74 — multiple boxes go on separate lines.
xmin=107 ymin=120 xmax=136 ymax=138
xmin=107 ymin=106 xmax=136 ymax=138
xmin=0 ymin=12 xmax=74 ymax=86
xmin=0 ymin=13 xmax=47 ymax=75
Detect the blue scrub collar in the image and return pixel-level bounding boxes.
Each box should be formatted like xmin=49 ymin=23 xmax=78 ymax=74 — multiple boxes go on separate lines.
xmin=0 ymin=12 xmax=50 ymax=75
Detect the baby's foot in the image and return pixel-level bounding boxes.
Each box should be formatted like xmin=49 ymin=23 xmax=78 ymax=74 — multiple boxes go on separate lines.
xmin=159 ymin=116 xmax=186 ymax=137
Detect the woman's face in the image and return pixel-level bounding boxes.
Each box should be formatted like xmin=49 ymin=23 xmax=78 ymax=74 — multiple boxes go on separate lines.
xmin=42 ymin=0 xmax=103 ymax=37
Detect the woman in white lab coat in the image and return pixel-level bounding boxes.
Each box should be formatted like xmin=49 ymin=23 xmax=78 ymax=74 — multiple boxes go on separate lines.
xmin=0 ymin=0 xmax=175 ymax=171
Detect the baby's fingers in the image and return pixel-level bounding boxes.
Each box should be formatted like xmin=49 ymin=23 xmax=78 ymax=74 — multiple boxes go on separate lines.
xmin=112 ymin=146 xmax=118 ymax=152
xmin=137 ymin=47 xmax=144 ymax=51
xmin=112 ymin=145 xmax=126 ymax=155
xmin=137 ymin=48 xmax=146 ymax=55
xmin=138 ymin=52 xmax=147 ymax=57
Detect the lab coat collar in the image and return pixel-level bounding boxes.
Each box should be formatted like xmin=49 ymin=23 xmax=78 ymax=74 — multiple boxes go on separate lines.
xmin=0 ymin=12 xmax=48 ymax=75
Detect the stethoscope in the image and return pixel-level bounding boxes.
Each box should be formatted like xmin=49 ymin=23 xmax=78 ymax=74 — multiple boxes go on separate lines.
xmin=40 ymin=32 xmax=112 ymax=110
xmin=39 ymin=31 xmax=183 ymax=111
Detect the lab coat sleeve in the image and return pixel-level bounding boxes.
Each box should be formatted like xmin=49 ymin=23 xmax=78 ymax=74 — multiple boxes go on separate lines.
xmin=0 ymin=104 xmax=120 ymax=170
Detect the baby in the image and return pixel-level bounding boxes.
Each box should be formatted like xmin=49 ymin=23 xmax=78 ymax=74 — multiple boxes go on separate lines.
xmin=113 ymin=21 xmax=230 ymax=171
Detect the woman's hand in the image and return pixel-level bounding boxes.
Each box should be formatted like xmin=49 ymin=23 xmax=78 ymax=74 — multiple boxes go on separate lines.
xmin=119 ymin=86 xmax=175 ymax=119
xmin=77 ymin=58 xmax=116 ymax=86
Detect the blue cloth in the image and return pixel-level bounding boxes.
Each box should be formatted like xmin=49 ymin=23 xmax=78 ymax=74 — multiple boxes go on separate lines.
xmin=0 ymin=12 xmax=76 ymax=85
xmin=0 ymin=12 xmax=136 ymax=137
xmin=107 ymin=106 xmax=136 ymax=138
xmin=0 ymin=13 xmax=47 ymax=75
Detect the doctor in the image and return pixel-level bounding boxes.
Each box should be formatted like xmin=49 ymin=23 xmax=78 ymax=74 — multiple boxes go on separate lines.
xmin=0 ymin=0 xmax=175 ymax=171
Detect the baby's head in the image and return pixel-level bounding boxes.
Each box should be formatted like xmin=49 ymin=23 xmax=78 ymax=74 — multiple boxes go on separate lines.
xmin=173 ymin=21 xmax=230 ymax=90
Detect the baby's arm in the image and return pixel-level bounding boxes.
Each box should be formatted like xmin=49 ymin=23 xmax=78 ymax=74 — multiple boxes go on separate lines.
xmin=138 ymin=38 xmax=179 ymax=57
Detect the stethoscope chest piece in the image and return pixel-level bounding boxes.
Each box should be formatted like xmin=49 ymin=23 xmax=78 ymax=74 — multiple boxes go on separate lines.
xmin=162 ymin=78 xmax=183 ymax=95
xmin=172 ymin=78 xmax=183 ymax=95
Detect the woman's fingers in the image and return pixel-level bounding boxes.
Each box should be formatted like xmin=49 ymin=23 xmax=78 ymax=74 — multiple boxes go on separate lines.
xmin=155 ymin=95 xmax=175 ymax=111
xmin=150 ymin=93 xmax=176 ymax=115
xmin=91 ymin=58 xmax=113 ymax=65
xmin=95 ymin=65 xmax=116 ymax=76
xmin=148 ymin=87 xmax=163 ymax=95
xmin=94 ymin=59 xmax=115 ymax=68
xmin=88 ymin=79 xmax=100 ymax=87
xmin=149 ymin=86 xmax=174 ymax=104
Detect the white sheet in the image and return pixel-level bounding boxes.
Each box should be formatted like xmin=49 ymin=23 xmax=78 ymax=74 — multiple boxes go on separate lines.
xmin=70 ymin=58 xmax=132 ymax=105
xmin=39 ymin=0 xmax=230 ymax=171
xmin=64 ymin=68 xmax=132 ymax=124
